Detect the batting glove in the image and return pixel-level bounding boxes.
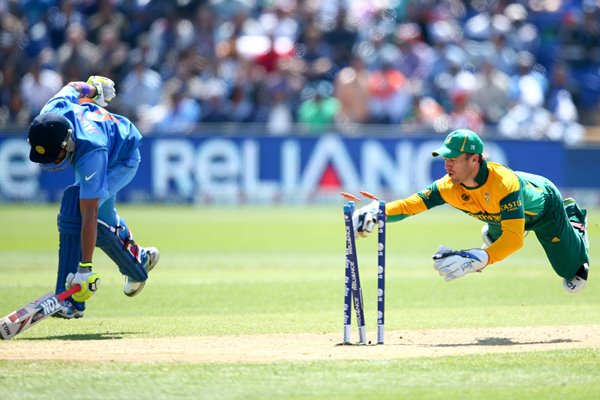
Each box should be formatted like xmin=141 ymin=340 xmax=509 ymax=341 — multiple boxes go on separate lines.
xmin=86 ymin=75 xmax=116 ymax=107
xmin=66 ymin=267 xmax=101 ymax=302
xmin=352 ymin=200 xmax=379 ymax=238
xmin=432 ymin=245 xmax=489 ymax=281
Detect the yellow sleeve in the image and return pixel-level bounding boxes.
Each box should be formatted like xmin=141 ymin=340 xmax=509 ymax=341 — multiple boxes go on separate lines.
xmin=485 ymin=218 xmax=525 ymax=264
xmin=385 ymin=193 xmax=428 ymax=222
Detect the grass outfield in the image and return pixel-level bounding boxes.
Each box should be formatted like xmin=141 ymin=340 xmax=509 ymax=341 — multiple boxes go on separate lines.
xmin=0 ymin=203 xmax=599 ymax=399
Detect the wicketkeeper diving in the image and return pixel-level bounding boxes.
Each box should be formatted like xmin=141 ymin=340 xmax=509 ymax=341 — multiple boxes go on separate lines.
xmin=353 ymin=129 xmax=590 ymax=293
xmin=26 ymin=75 xmax=160 ymax=318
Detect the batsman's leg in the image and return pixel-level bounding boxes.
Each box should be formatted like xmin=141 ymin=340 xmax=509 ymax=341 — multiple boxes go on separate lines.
xmin=96 ymin=214 xmax=159 ymax=297
xmin=55 ymin=185 xmax=85 ymax=319
xmin=96 ymin=155 xmax=160 ymax=297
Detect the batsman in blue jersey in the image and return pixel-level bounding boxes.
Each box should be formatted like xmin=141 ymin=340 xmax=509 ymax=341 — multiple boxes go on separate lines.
xmin=26 ymin=76 xmax=160 ymax=318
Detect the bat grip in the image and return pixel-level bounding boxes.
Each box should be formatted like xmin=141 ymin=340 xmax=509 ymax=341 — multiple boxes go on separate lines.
xmin=57 ymin=284 xmax=82 ymax=302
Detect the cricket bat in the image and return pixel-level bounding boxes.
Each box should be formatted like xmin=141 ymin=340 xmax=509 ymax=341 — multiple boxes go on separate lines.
xmin=0 ymin=284 xmax=81 ymax=340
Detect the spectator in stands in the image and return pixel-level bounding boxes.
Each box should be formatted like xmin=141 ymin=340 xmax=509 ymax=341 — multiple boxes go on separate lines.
xmin=57 ymin=23 xmax=99 ymax=82
xmin=0 ymin=0 xmax=599 ymax=134
xmin=201 ymin=93 xmax=230 ymax=123
xmin=484 ymin=33 xmax=519 ymax=76
xmin=1 ymin=6 xmax=30 ymax=101
xmin=255 ymin=33 xmax=290 ymax=74
xmin=217 ymin=8 xmax=261 ymax=41
xmin=164 ymin=49 xmax=206 ymax=110
xmin=546 ymin=89 xmax=585 ymax=145
xmin=226 ymin=84 xmax=254 ymax=123
xmin=508 ymin=51 xmax=548 ymax=109
xmin=20 ymin=55 xmax=63 ymax=120
xmin=472 ymin=60 xmax=510 ymax=125
xmin=404 ymin=95 xmax=449 ymax=133
xmin=191 ymin=6 xmax=217 ymax=60
xmin=323 ymin=7 xmax=357 ymax=67
xmin=448 ymin=89 xmax=484 ymax=134
xmin=503 ymin=3 xmax=539 ymax=53
xmin=298 ymin=81 xmax=340 ymax=133
xmin=556 ymin=6 xmax=600 ymax=125
xmin=557 ymin=7 xmax=600 ymax=67
xmin=298 ymin=27 xmax=334 ymax=83
xmin=18 ymin=0 xmax=49 ymax=25
xmin=194 ymin=57 xmax=230 ymax=123
xmin=367 ymin=63 xmax=412 ymax=124
xmin=545 ymin=62 xmax=585 ymax=144
xmin=580 ymin=7 xmax=600 ymax=64
xmin=119 ymin=56 xmax=163 ymax=124
xmin=147 ymin=5 xmax=194 ymax=74
xmin=86 ymin=0 xmax=128 ymax=44
xmin=498 ymin=53 xmax=553 ymax=140
xmin=2 ymin=67 xmax=28 ymax=126
xmin=394 ymin=23 xmax=434 ymax=92
xmin=47 ymin=0 xmax=86 ymax=49
xmin=96 ymin=26 xmax=129 ymax=79
xmin=361 ymin=26 xmax=401 ymax=72
xmin=427 ymin=45 xmax=470 ymax=112
xmin=258 ymin=0 xmax=300 ymax=42
xmin=334 ymin=56 xmax=370 ymax=128
xmin=127 ymin=33 xmax=160 ymax=75
xmin=546 ymin=62 xmax=581 ymax=116
xmin=147 ymin=81 xmax=200 ymax=135
xmin=265 ymin=80 xmax=294 ymax=135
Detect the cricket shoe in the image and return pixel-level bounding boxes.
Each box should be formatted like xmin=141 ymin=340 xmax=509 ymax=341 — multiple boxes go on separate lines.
xmin=53 ymin=300 xmax=84 ymax=319
xmin=124 ymin=247 xmax=160 ymax=297
xmin=563 ymin=263 xmax=589 ymax=294
xmin=563 ymin=198 xmax=589 ymax=250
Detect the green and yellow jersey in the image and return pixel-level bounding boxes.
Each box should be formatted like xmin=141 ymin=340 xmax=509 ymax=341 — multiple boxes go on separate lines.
xmin=386 ymin=161 xmax=549 ymax=264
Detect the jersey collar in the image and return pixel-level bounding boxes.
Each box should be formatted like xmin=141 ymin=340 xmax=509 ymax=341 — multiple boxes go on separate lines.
xmin=462 ymin=160 xmax=489 ymax=189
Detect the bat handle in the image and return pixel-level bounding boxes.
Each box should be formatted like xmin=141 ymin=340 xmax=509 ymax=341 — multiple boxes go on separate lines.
xmin=57 ymin=284 xmax=82 ymax=302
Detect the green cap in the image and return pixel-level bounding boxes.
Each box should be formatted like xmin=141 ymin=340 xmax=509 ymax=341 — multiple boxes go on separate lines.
xmin=432 ymin=129 xmax=484 ymax=158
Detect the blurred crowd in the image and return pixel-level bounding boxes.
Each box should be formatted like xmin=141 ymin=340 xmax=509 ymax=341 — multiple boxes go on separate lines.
xmin=1 ymin=0 xmax=600 ymax=143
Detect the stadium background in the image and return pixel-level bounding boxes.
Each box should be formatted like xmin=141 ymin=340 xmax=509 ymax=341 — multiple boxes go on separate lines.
xmin=2 ymin=3 xmax=600 ymax=398
xmin=1 ymin=0 xmax=599 ymax=204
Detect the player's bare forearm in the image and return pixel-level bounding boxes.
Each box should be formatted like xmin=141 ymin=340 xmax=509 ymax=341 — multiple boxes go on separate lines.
xmin=80 ymin=198 xmax=99 ymax=266
xmin=68 ymin=81 xmax=97 ymax=99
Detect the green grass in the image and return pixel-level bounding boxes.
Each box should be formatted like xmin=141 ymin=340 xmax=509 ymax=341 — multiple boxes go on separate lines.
xmin=2 ymin=350 xmax=600 ymax=400
xmin=0 ymin=204 xmax=598 ymax=399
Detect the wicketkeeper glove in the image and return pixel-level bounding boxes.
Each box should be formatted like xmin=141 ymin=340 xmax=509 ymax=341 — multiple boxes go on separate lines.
xmin=432 ymin=245 xmax=489 ymax=281
xmin=66 ymin=263 xmax=101 ymax=302
xmin=86 ymin=75 xmax=116 ymax=107
xmin=352 ymin=200 xmax=379 ymax=239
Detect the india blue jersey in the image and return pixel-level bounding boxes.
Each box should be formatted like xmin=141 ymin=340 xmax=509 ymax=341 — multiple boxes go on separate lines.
xmin=39 ymin=85 xmax=142 ymax=200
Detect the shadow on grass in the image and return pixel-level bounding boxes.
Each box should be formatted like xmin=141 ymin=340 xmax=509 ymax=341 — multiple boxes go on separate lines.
xmin=432 ymin=337 xmax=577 ymax=347
xmin=21 ymin=332 xmax=142 ymax=341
